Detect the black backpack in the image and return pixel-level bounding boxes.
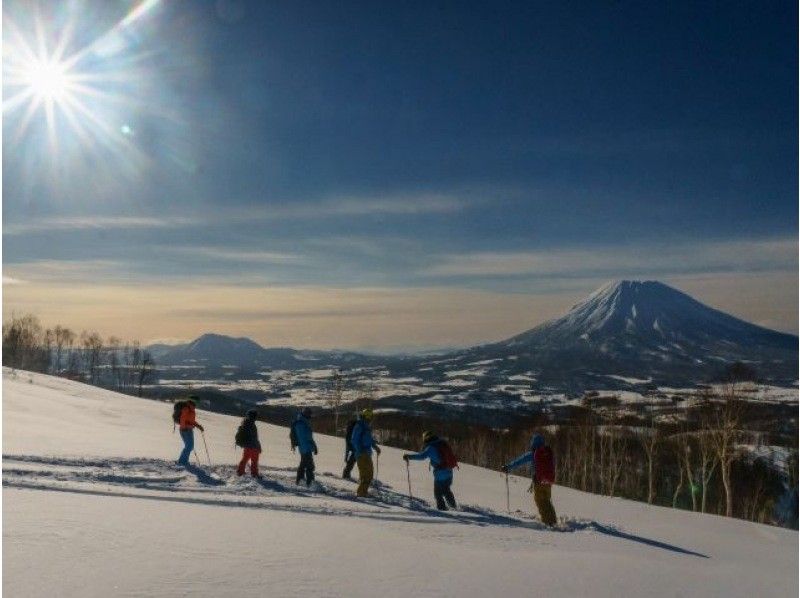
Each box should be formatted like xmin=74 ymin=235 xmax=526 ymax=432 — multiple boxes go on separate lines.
xmin=172 ymin=401 xmax=188 ymax=425
xmin=345 ymin=420 xmax=357 ymax=447
xmin=290 ymin=422 xmax=298 ymax=449
xmin=235 ymin=423 xmax=247 ymax=447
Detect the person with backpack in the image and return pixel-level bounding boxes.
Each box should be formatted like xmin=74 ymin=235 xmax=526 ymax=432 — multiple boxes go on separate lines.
xmin=501 ymin=433 xmax=557 ymax=527
xmin=235 ymin=409 xmax=262 ymax=478
xmin=342 ymin=417 xmax=358 ymax=480
xmin=175 ymin=397 xmax=204 ymax=467
xmin=290 ymin=407 xmax=318 ymax=486
xmin=350 ymin=408 xmax=381 ymax=497
xmin=403 ymin=431 xmax=458 ymax=511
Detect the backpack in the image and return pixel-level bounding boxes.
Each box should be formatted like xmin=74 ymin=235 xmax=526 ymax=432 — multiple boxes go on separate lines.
xmin=345 ymin=420 xmax=357 ymax=447
xmin=435 ymin=440 xmax=459 ymax=470
xmin=235 ymin=423 xmax=247 ymax=448
xmin=290 ymin=421 xmax=298 ymax=450
xmin=533 ymin=446 xmax=555 ymax=484
xmin=172 ymin=401 xmax=187 ymax=425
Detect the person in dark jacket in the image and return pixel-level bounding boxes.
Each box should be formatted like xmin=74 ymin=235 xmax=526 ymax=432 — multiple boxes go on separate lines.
xmin=403 ymin=431 xmax=457 ymax=510
xmin=342 ymin=418 xmax=358 ymax=480
xmin=236 ymin=409 xmax=262 ymax=478
xmin=291 ymin=407 xmax=318 ymax=486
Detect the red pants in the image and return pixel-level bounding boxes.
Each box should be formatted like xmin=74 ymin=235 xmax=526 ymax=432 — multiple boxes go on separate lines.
xmin=237 ymin=448 xmax=260 ymax=476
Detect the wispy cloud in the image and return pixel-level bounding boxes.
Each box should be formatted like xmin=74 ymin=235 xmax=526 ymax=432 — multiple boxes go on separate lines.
xmin=422 ymin=238 xmax=798 ymax=279
xmin=171 ymin=247 xmax=301 ymax=264
xmin=3 ymin=194 xmax=469 ymax=236
xmin=3 ymin=216 xmax=197 ymax=235
xmin=2 ymin=275 xmax=26 ymax=285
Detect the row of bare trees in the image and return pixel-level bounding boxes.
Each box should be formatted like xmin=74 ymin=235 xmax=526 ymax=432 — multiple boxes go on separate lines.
xmin=328 ymin=381 xmax=796 ymax=527
xmin=2 ymin=313 xmax=156 ymax=396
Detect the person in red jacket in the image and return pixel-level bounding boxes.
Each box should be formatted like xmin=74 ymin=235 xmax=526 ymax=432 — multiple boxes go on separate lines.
xmin=502 ymin=433 xmax=557 ymax=526
xmin=177 ymin=397 xmax=204 ymax=466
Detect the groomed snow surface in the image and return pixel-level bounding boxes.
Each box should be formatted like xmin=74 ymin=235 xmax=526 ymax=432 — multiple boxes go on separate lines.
xmin=3 ymin=369 xmax=797 ymax=597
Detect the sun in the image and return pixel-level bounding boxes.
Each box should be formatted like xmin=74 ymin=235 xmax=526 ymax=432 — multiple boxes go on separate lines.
xmin=22 ymin=58 xmax=72 ymax=102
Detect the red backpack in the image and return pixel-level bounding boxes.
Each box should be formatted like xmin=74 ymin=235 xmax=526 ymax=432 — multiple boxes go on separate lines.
xmin=533 ymin=446 xmax=555 ymax=484
xmin=435 ymin=440 xmax=459 ymax=470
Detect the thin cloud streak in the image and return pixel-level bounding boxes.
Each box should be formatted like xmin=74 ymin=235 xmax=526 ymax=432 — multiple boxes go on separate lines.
xmin=3 ymin=193 xmax=469 ymax=236
xmin=422 ymin=238 xmax=798 ymax=278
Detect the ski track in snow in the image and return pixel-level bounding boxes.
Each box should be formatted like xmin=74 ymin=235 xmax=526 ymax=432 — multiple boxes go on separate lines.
xmin=4 ymin=453 xmax=612 ymax=535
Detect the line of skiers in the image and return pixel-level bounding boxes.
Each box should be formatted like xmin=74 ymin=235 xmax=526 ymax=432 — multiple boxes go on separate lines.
xmin=174 ymin=397 xmax=558 ymax=524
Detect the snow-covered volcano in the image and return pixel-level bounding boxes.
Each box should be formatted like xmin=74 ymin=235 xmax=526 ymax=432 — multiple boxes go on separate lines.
xmin=509 ymin=280 xmax=795 ymax=350
xmin=457 ymin=280 xmax=798 ymax=387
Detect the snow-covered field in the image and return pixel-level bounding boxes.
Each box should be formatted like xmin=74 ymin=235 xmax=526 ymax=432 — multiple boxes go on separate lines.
xmin=3 ymin=369 xmax=797 ymax=597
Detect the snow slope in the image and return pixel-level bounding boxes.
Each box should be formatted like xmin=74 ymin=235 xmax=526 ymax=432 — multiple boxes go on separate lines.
xmin=3 ymin=369 xmax=797 ymax=597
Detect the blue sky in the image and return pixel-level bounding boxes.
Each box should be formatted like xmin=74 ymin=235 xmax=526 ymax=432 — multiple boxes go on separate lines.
xmin=3 ymin=1 xmax=797 ymax=349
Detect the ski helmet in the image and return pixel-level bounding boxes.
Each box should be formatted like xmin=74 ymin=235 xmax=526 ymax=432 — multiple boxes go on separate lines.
xmin=301 ymin=407 xmax=313 ymax=418
xmin=246 ymin=409 xmax=258 ymax=419
xmin=361 ymin=408 xmax=374 ymax=420
xmin=422 ymin=430 xmax=435 ymax=444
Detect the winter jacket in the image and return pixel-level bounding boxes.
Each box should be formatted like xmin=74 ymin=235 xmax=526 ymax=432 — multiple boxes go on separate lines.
xmin=292 ymin=414 xmax=317 ymax=455
xmin=407 ymin=439 xmax=453 ymax=482
xmin=350 ymin=418 xmax=378 ymax=458
xmin=179 ymin=404 xmax=198 ymax=431
xmin=506 ymin=446 xmax=555 ymax=484
xmin=238 ymin=418 xmax=261 ymax=451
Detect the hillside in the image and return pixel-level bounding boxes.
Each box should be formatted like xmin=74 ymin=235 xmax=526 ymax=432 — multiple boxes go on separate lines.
xmin=3 ymin=370 xmax=797 ymax=597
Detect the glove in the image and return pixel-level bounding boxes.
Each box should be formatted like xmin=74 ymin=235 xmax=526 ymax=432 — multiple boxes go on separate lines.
xmin=196 ymin=424 xmax=204 ymax=432
xmin=402 ymin=455 xmax=410 ymax=462
xmin=375 ymin=446 xmax=381 ymax=455
xmin=500 ymin=465 xmax=508 ymax=473
xmin=314 ymin=447 xmax=318 ymax=455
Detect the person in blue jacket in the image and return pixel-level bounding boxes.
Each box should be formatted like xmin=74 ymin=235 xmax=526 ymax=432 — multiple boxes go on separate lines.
xmin=291 ymin=407 xmax=318 ymax=486
xmin=350 ymin=408 xmax=381 ymax=497
xmin=403 ymin=431 xmax=457 ymax=511
xmin=502 ymin=433 xmax=557 ymax=526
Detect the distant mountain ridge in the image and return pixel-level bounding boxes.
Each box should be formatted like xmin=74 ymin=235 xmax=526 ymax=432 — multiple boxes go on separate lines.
xmin=151 ymin=281 xmax=798 ymax=387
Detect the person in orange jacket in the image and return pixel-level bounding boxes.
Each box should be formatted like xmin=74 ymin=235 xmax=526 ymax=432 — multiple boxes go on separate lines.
xmin=177 ymin=397 xmax=204 ymax=466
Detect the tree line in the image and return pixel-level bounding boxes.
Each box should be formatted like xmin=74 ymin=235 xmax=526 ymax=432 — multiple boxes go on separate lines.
xmin=2 ymin=313 xmax=156 ymax=395
xmin=309 ymin=378 xmax=798 ymax=529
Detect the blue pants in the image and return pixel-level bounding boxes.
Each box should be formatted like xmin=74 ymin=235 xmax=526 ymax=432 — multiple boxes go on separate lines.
xmin=178 ymin=428 xmax=194 ymax=465
xmin=434 ymin=477 xmax=457 ymax=510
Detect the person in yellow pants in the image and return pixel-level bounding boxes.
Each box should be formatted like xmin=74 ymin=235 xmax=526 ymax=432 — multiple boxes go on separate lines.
xmin=350 ymin=408 xmax=381 ymax=497
xmin=356 ymin=453 xmax=373 ymax=497
xmin=502 ymin=433 xmax=558 ymax=527
xmin=533 ymin=481 xmax=557 ymax=527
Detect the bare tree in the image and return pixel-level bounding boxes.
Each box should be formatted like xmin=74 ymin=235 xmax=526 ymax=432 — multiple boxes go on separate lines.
xmin=42 ymin=328 xmax=55 ymax=373
xmin=80 ymin=331 xmax=104 ymax=384
xmin=703 ymin=384 xmax=746 ymax=518
xmin=136 ymin=350 xmax=155 ymax=397
xmin=106 ymin=336 xmax=122 ymax=389
xmin=53 ymin=326 xmax=75 ymax=374
xmin=637 ymin=411 xmax=660 ymax=504
xmin=327 ymin=370 xmax=345 ymax=434
xmin=2 ymin=313 xmax=48 ymax=371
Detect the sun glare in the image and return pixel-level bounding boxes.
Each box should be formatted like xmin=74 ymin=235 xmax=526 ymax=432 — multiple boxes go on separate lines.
xmin=23 ymin=59 xmax=71 ymax=101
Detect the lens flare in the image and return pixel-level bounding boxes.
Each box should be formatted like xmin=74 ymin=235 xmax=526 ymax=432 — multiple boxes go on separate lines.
xmin=3 ymin=1 xmax=165 ymax=184
xmin=24 ymin=58 xmax=71 ymax=101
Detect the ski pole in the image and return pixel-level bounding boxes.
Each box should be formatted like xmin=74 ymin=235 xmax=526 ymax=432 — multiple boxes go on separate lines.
xmin=376 ymin=452 xmax=380 ymax=483
xmin=406 ymin=460 xmax=413 ymax=503
xmin=505 ymin=470 xmax=511 ymax=514
xmin=201 ymin=430 xmax=212 ymax=466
